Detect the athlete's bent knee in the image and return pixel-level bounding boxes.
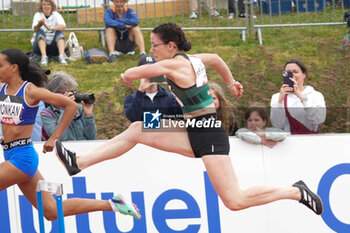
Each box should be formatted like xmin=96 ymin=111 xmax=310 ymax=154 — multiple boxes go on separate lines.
xmin=223 ymin=197 xmax=247 ymax=211
xmin=128 ymin=121 xmax=142 ymax=131
xmin=44 ymin=210 xmax=58 ymax=221
xmin=225 ymin=202 xmax=246 ymax=211
xmin=43 ymin=202 xmax=58 ymax=221
xmin=126 ymin=121 xmax=142 ymax=141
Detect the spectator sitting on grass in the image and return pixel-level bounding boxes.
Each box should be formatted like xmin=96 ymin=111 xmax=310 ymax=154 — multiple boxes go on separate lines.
xmin=104 ymin=0 xmax=146 ymax=62
xmin=31 ymin=0 xmax=67 ymax=66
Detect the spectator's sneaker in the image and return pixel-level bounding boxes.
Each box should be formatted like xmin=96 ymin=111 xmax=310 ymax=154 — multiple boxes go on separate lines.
xmin=210 ymin=10 xmax=222 ymax=17
xmin=40 ymin=56 xmax=48 ymax=66
xmin=58 ymin=55 xmax=68 ymax=65
xmin=109 ymin=53 xmax=118 ymax=63
xmin=54 ymin=140 xmax=81 ymax=176
xmin=140 ymin=51 xmax=146 ymax=56
xmin=228 ymin=13 xmax=234 ymax=19
xmin=189 ymin=11 xmax=198 ymax=19
xmin=126 ymin=51 xmax=135 ymax=55
xmin=109 ymin=194 xmax=142 ymax=220
xmin=239 ymin=13 xmax=256 ymax=19
xmin=292 ymin=180 xmax=323 ymax=215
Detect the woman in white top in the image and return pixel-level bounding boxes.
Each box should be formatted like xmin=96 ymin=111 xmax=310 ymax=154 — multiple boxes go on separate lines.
xmin=32 ymin=0 xmax=67 ymax=65
xmin=270 ymin=58 xmax=326 ymax=134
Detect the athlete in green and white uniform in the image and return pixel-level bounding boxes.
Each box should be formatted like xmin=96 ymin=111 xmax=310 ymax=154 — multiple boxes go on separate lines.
xmin=165 ymin=53 xmax=230 ymax=157
xmin=55 ymin=23 xmax=323 ymax=217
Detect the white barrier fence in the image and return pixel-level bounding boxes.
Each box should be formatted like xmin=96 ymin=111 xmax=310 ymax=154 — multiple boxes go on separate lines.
xmin=1 ymin=134 xmax=349 ymax=233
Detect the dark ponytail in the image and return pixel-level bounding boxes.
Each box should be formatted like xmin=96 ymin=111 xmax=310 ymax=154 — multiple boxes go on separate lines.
xmin=1 ymin=48 xmax=47 ymax=87
xmin=152 ymin=23 xmax=192 ymax=52
xmin=180 ymin=40 xmax=191 ymax=51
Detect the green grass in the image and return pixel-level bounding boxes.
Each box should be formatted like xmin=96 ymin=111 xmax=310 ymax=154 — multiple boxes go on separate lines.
xmin=0 ymin=7 xmax=350 ymax=137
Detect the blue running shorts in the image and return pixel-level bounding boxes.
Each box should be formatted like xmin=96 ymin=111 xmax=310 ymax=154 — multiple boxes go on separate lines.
xmin=3 ymin=140 xmax=39 ymax=178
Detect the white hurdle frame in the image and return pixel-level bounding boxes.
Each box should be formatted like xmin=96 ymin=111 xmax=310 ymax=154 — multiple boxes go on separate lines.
xmin=36 ymin=180 xmax=65 ymax=233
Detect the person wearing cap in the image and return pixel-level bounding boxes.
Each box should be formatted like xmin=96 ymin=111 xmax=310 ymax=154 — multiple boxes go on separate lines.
xmin=123 ymin=55 xmax=182 ymax=122
xmin=104 ymin=0 xmax=146 ymax=62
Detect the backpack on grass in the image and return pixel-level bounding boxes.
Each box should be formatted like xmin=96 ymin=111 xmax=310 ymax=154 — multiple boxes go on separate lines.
xmin=85 ymin=48 xmax=109 ymax=64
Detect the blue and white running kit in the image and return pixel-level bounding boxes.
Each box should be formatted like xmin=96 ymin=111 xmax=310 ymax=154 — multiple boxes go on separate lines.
xmin=0 ymin=81 xmax=39 ymax=177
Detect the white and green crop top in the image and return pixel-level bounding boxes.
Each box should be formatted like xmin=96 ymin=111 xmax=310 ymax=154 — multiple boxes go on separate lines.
xmin=166 ymin=53 xmax=214 ymax=114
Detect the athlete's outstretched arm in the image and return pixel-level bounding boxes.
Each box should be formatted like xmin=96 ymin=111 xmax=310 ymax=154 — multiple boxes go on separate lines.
xmin=120 ymin=60 xmax=173 ymax=85
xmin=27 ymin=85 xmax=78 ymax=152
xmin=194 ymin=53 xmax=243 ymax=98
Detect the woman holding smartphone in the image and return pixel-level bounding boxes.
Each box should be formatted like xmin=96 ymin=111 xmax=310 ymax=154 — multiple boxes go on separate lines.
xmin=270 ymin=58 xmax=326 ymax=134
xmin=56 ymin=23 xmax=323 ymax=216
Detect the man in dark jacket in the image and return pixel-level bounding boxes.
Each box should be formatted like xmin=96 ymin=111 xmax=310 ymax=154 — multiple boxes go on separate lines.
xmin=123 ymin=55 xmax=182 ymax=122
xmin=104 ymin=0 xmax=146 ymax=62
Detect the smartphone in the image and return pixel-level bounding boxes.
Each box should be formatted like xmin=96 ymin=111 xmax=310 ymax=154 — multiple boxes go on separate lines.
xmin=150 ymin=75 xmax=166 ymax=82
xmin=283 ymin=70 xmax=294 ymax=88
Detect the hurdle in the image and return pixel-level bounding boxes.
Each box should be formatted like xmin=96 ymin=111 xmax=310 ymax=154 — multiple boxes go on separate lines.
xmin=36 ymin=180 xmax=65 ymax=233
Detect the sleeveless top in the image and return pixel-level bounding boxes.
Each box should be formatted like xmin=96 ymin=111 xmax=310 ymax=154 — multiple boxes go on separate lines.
xmin=166 ymin=53 xmax=214 ymax=114
xmin=0 ymin=81 xmax=39 ymax=125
